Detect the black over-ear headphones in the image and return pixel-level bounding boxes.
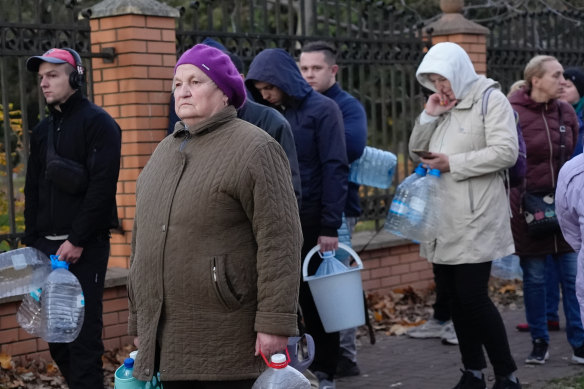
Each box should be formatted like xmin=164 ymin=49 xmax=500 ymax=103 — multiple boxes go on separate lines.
xmin=62 ymin=48 xmax=85 ymax=90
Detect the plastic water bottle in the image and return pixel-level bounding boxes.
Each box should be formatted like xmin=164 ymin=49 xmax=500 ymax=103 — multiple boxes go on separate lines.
xmin=41 ymin=255 xmax=85 ymax=343
xmin=252 ymin=353 xmax=311 ymax=389
xmin=403 ymin=168 xmax=442 ymax=242
xmin=349 ymin=146 xmax=397 ymax=189
xmin=0 ymin=247 xmax=51 ymax=299
xmin=336 ymin=214 xmax=352 ymax=263
xmin=17 ymin=287 xmax=43 ymax=335
xmin=385 ymin=164 xmax=427 ymax=237
xmin=120 ymin=358 xmax=134 ymax=379
xmin=314 ymin=251 xmax=349 ymax=277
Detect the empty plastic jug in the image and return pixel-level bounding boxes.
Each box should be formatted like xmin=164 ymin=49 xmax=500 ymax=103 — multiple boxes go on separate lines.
xmin=252 ymin=352 xmax=310 ymax=389
xmin=0 ymin=247 xmax=51 ymax=299
xmin=17 ymin=287 xmax=43 ymax=335
xmin=40 ymin=255 xmax=85 ymax=343
xmin=349 ymin=146 xmax=397 ymax=189
xmin=385 ymin=164 xmax=427 ymax=238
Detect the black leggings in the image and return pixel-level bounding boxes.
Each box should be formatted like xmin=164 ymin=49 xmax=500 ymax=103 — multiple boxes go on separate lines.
xmin=434 ymin=262 xmax=517 ymax=376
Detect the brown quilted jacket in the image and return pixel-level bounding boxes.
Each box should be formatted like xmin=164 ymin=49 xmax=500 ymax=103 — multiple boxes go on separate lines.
xmin=127 ymin=107 xmax=302 ymax=381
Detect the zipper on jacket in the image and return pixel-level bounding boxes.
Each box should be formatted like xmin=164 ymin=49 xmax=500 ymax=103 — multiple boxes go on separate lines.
xmin=541 ymin=110 xmax=556 ymax=188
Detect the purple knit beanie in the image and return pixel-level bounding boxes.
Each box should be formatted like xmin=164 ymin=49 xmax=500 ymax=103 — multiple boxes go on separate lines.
xmin=174 ymin=44 xmax=246 ymax=109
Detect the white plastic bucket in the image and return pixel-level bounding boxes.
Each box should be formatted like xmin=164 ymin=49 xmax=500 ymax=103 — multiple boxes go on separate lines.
xmin=302 ymin=243 xmax=365 ymax=333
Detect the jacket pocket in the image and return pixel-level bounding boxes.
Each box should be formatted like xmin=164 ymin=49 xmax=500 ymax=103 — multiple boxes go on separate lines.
xmin=210 ymin=255 xmax=242 ymax=311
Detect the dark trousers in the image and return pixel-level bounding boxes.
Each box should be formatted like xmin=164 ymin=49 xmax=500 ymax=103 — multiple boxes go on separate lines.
xmin=432 ymin=263 xmax=452 ymax=322
xmin=162 ymin=379 xmax=255 ymax=389
xmin=434 ymin=262 xmax=517 ymax=376
xmin=34 ymin=237 xmax=109 ymax=389
xmin=299 ymin=224 xmax=340 ymax=378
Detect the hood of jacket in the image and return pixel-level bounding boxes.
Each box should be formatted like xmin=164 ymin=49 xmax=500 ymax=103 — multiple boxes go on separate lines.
xmin=245 ymin=49 xmax=313 ymax=106
xmin=416 ymin=42 xmax=479 ymax=101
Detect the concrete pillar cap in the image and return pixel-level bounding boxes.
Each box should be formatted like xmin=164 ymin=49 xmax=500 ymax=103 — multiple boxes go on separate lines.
xmin=87 ymin=0 xmax=180 ymax=19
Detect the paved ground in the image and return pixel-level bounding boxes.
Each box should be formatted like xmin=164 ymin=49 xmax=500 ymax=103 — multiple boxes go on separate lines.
xmin=336 ymin=308 xmax=584 ymax=389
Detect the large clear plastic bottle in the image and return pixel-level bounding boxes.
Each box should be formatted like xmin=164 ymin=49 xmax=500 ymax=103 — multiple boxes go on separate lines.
xmin=0 ymin=247 xmax=51 ymax=299
xmin=17 ymin=287 xmax=43 ymax=335
xmin=252 ymin=353 xmax=311 ymax=389
xmin=349 ymin=146 xmax=397 ymax=189
xmin=385 ymin=164 xmax=427 ymax=237
xmin=403 ymin=168 xmax=442 ymax=242
xmin=40 ymin=255 xmax=85 ymax=343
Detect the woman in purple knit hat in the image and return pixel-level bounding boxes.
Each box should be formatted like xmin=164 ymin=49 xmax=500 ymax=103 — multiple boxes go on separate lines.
xmin=127 ymin=44 xmax=303 ymax=388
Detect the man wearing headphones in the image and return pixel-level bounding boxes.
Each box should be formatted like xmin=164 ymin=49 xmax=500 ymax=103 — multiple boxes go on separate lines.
xmin=23 ymin=48 xmax=121 ymax=388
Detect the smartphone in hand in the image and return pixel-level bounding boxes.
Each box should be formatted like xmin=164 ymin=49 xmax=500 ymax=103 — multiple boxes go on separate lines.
xmin=412 ymin=149 xmax=433 ymax=158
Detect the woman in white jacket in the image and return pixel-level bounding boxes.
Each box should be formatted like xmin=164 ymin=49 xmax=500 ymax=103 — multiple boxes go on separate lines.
xmin=409 ymin=42 xmax=520 ymax=389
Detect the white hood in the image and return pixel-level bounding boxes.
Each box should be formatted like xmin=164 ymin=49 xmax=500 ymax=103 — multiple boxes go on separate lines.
xmin=416 ymin=42 xmax=479 ymax=101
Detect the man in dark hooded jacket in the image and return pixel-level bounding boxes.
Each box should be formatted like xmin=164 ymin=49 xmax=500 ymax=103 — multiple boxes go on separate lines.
xmin=246 ymin=48 xmax=348 ymax=388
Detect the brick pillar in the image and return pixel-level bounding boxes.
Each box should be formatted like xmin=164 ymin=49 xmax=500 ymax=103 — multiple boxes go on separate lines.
xmin=424 ymin=0 xmax=489 ymax=75
xmin=88 ymin=0 xmax=179 ymax=268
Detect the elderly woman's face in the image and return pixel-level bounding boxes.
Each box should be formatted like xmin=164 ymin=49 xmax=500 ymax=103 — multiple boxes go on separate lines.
xmin=427 ymin=74 xmax=456 ymax=102
xmin=173 ymin=64 xmax=227 ymax=126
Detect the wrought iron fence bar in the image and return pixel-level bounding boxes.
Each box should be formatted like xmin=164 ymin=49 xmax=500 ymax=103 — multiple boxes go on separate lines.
xmin=0 ymin=57 xmax=17 ymax=239
xmin=18 ymin=58 xmax=29 ymax=167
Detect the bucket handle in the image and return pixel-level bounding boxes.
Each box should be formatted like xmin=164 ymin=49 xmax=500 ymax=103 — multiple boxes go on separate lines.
xmin=302 ymin=242 xmax=363 ymax=281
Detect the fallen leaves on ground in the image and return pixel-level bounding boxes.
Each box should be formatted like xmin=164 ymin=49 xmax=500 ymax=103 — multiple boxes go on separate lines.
xmin=360 ymin=277 xmax=524 ymax=338
xmin=0 ymin=278 xmax=523 ymax=387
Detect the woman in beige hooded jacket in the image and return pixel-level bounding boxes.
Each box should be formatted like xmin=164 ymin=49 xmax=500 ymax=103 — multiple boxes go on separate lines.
xmin=409 ymin=42 xmax=520 ymax=389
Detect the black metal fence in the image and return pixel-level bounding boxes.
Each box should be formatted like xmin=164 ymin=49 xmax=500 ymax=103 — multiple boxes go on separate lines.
xmin=4 ymin=1 xmax=584 ymax=249
xmin=487 ymin=10 xmax=584 ymax=93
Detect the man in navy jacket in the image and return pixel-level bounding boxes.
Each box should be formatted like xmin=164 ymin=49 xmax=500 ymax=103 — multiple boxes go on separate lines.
xmin=300 ymin=41 xmax=368 ymax=378
xmin=246 ymin=48 xmax=348 ymax=388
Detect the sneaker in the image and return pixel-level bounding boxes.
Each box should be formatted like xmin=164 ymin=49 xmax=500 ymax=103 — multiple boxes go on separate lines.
xmin=492 ymin=376 xmax=522 ymax=389
xmin=314 ymin=371 xmax=335 ymax=389
xmin=452 ymin=369 xmax=486 ymax=389
xmin=571 ymin=344 xmax=584 ymax=364
xmin=408 ymin=318 xmax=448 ymax=339
xmin=516 ymin=320 xmax=560 ymax=332
xmin=441 ymin=322 xmax=459 ymax=345
xmin=336 ymin=355 xmax=360 ymax=377
xmin=525 ymin=339 xmax=549 ymax=364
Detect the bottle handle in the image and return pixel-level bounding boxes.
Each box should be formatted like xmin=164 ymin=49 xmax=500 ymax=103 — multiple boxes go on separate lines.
xmin=260 ymin=348 xmax=290 ymax=368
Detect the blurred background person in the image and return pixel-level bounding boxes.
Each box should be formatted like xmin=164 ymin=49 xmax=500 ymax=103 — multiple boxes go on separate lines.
xmin=508 ymin=55 xmax=584 ymax=366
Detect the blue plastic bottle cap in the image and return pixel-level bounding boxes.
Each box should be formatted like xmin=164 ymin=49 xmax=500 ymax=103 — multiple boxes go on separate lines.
xmin=414 ymin=165 xmax=428 ymax=176
xmin=124 ymin=358 xmax=134 ymax=368
xmin=50 ymin=256 xmax=69 ymax=270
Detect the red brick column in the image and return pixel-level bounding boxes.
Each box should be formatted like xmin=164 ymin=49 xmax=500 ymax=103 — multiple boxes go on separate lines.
xmin=89 ymin=4 xmax=179 ymax=268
